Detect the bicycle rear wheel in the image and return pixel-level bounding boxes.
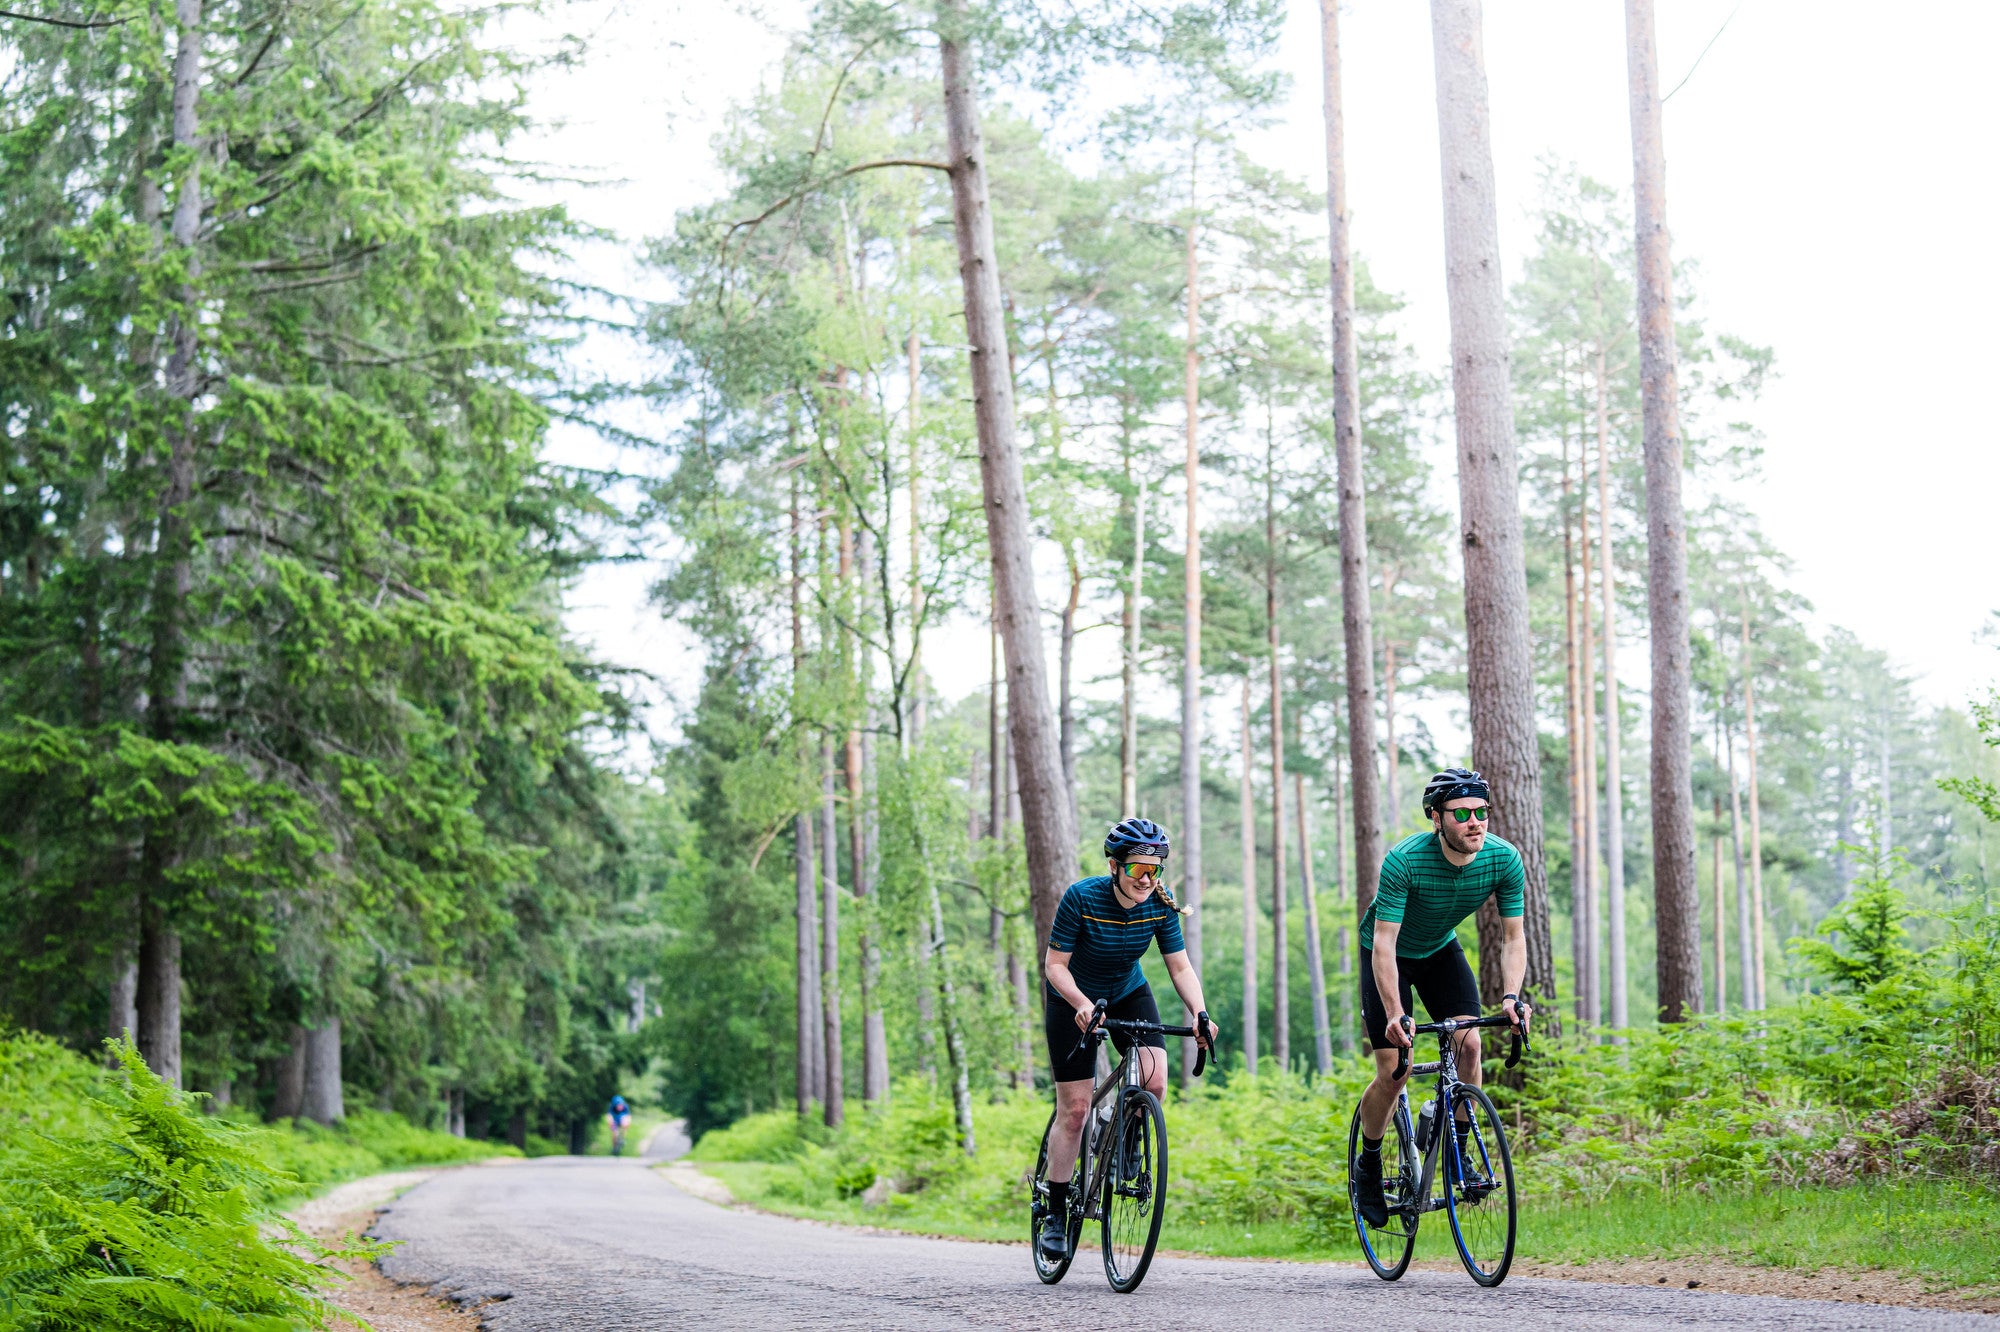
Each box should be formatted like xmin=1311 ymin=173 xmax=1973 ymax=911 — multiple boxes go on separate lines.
xmin=1347 ymin=1099 xmax=1419 ymax=1280
xmin=1442 ymin=1084 xmax=1516 ymax=1287
xmin=1031 ymin=1108 xmax=1082 ymax=1284
xmin=1100 ymin=1088 xmax=1166 ymax=1293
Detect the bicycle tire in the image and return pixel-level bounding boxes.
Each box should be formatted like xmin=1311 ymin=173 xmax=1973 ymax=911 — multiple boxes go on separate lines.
xmin=1441 ymin=1083 xmax=1516 ymax=1287
xmin=1031 ymin=1108 xmax=1083 ymax=1284
xmin=1100 ymin=1088 xmax=1167 ymax=1293
xmin=1347 ymin=1099 xmax=1419 ymax=1281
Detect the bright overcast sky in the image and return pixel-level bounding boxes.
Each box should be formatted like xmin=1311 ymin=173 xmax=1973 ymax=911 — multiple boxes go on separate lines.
xmin=515 ymin=0 xmax=2000 ymax=758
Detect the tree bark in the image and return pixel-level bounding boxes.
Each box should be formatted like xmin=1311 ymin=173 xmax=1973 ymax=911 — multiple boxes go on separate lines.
xmin=1578 ymin=428 xmax=1601 ymax=1028
xmin=1319 ymin=0 xmax=1384 ymax=922
xmin=300 ymin=1019 xmax=343 ymax=1126
xmin=819 ymin=739 xmax=843 ymax=1127
xmin=1122 ymin=468 xmax=1145 ymax=820
xmin=1428 ymin=0 xmax=1558 ymax=1030
xmin=1740 ymin=595 xmax=1766 ymax=1009
xmin=1713 ymin=812 xmax=1726 ymax=1014
xmin=1267 ymin=446 xmax=1289 ymax=1072
xmin=137 ymin=0 xmax=204 ymax=1093
xmin=1060 ymin=550 xmax=1081 ymax=834
xmin=108 ymin=950 xmax=137 ymax=1045
xmin=1562 ymin=432 xmax=1593 ymax=1030
xmin=1239 ymin=678 xmax=1259 ymax=1073
xmin=908 ymin=325 xmax=926 ymax=742
xmin=272 ymin=1025 xmax=306 ymax=1120
xmin=1594 ymin=352 xmax=1628 ymax=1032
xmin=1296 ymin=773 xmax=1333 ymax=1075
xmin=1626 ymin=0 xmax=1702 ymax=1023
xmin=1180 ymin=152 xmax=1206 ymax=979
xmin=1727 ymin=682 xmax=1755 ymax=1014
xmin=792 ymin=467 xmax=823 ymax=1116
xmin=845 ymin=523 xmax=887 ymax=1103
xmin=1382 ymin=635 xmax=1400 ymax=831
xmin=940 ymin=5 xmax=1077 ymax=958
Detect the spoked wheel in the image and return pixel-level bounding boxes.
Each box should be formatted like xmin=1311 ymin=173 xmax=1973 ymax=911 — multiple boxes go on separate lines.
xmin=1100 ymin=1088 xmax=1167 ymax=1293
xmin=1031 ymin=1109 xmax=1082 ymax=1284
xmin=1442 ymin=1084 xmax=1516 ymax=1287
xmin=1347 ymin=1099 xmax=1420 ymax=1280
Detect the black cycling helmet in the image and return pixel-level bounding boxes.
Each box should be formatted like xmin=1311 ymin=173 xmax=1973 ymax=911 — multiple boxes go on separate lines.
xmin=1103 ymin=817 xmax=1170 ymax=862
xmin=1421 ymin=767 xmax=1491 ymax=816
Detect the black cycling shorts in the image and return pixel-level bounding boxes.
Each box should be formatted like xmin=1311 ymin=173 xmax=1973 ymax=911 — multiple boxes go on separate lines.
xmin=1358 ymin=936 xmax=1482 ymax=1048
xmin=1044 ymin=983 xmax=1164 ymax=1083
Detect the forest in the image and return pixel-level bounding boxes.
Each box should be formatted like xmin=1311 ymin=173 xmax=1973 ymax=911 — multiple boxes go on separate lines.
xmin=1 ymin=0 xmax=1998 ymax=1322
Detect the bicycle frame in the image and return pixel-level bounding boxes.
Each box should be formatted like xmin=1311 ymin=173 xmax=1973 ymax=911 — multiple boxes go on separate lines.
xmin=1390 ymin=1014 xmax=1522 ymax=1215
xmin=1069 ymin=1042 xmax=1150 ymax=1222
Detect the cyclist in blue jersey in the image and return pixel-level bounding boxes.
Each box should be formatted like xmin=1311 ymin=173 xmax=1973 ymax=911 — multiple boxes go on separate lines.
xmin=606 ymin=1094 xmax=632 ymax=1156
xmin=1038 ymin=818 xmax=1218 ymax=1261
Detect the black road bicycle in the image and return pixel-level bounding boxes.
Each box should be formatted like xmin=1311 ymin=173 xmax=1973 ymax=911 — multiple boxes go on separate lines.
xmin=1030 ymin=999 xmax=1210 ymax=1293
xmin=1347 ymin=1012 xmax=1526 ymax=1288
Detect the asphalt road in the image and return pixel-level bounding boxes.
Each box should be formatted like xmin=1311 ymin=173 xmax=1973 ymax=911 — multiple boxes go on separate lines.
xmin=373 ymin=1158 xmax=1998 ymax=1331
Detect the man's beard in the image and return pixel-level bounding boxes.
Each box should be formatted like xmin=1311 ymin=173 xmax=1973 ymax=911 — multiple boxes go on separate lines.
xmin=1440 ymin=820 xmax=1484 ymax=855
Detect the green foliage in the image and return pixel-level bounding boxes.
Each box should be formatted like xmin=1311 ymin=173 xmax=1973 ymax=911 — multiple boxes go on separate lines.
xmin=1791 ymin=858 xmax=1921 ymax=992
xmin=0 ymin=1040 xmax=371 ymax=1331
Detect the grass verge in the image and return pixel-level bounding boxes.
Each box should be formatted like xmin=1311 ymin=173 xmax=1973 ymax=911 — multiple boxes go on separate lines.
xmin=697 ymin=1162 xmax=2000 ymax=1292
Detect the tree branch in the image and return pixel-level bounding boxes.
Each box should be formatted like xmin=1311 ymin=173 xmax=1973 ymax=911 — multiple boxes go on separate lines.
xmin=0 ymin=8 xmax=131 ymax=27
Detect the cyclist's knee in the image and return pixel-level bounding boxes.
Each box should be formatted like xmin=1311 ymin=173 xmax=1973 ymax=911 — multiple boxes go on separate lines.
xmin=1459 ymin=1029 xmax=1483 ymax=1064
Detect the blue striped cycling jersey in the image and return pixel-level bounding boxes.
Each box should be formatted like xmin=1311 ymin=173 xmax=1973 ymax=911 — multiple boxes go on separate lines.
xmin=1046 ymin=875 xmax=1186 ymax=1002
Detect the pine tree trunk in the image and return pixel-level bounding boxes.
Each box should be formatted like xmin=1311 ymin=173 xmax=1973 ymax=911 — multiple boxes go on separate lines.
xmin=108 ymin=951 xmax=137 ymax=1045
xmin=1740 ymin=596 xmax=1766 ymax=1009
xmin=926 ymin=867 xmax=976 ymax=1153
xmin=1319 ymin=0 xmax=1384 ymax=924
xmin=1562 ymin=434 xmax=1592 ymax=1030
xmin=1180 ymin=158 xmax=1205 ymax=976
xmin=1428 ymin=0 xmax=1559 ymax=1030
xmin=792 ymin=467 xmax=822 ymax=1117
xmin=1712 ymin=818 xmax=1725 ymax=1014
xmin=1727 ymin=691 xmax=1755 ymax=1013
xmin=1578 ymin=437 xmax=1601 ymax=1028
xmin=940 ymin=5 xmax=1077 ymax=958
xmin=1296 ymin=773 xmax=1333 ymax=1074
xmin=1382 ymin=635 xmax=1399 ymax=831
xmin=272 ymin=1026 xmax=305 ymax=1120
xmin=1060 ymin=551 xmax=1081 ymax=833
xmin=1594 ymin=354 xmax=1628 ymax=1032
xmin=1121 ymin=467 xmax=1144 ymax=821
xmin=819 ymin=740 xmax=844 ymax=1127
xmin=1267 ymin=451 xmax=1289 ymax=1072
xmin=848 ymin=526 xmax=887 ymax=1103
xmin=300 ymin=1019 xmax=344 ymax=1126
xmin=908 ymin=326 xmax=926 ymax=741
xmin=138 ymin=0 xmax=205 ymax=1093
xmin=1239 ymin=678 xmax=1259 ymax=1074
xmin=1626 ymin=0 xmax=1702 ymax=1023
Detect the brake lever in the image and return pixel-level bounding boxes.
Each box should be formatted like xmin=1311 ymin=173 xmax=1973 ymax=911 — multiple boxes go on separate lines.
xmin=1392 ymin=1014 xmax=1412 ymax=1081
xmin=1066 ymin=998 xmax=1109 ymax=1061
xmin=1505 ymin=1022 xmax=1530 ymax=1069
xmin=1191 ymin=1010 xmax=1211 ymax=1079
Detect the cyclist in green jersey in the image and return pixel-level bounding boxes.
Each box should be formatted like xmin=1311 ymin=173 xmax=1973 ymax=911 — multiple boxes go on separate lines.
xmin=1351 ymin=768 xmax=1533 ymax=1227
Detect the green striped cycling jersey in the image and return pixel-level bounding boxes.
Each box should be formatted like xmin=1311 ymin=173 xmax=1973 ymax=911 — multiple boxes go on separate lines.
xmin=1360 ymin=831 xmax=1525 ymax=958
xmin=1047 ymin=875 xmax=1186 ymax=1002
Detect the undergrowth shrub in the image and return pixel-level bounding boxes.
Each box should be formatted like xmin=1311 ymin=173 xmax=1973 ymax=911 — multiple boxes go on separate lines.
xmin=0 ymin=1040 xmax=372 ymax=1331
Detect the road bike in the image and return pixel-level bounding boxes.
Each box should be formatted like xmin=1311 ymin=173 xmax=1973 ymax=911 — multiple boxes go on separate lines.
xmin=1030 ymin=999 xmax=1210 ymax=1293
xmin=1347 ymin=1012 xmax=1526 ymax=1287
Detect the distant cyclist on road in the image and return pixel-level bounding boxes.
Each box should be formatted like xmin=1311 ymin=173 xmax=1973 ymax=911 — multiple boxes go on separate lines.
xmin=1351 ymin=768 xmax=1533 ymax=1227
xmin=1038 ymin=817 xmax=1219 ymax=1262
xmin=607 ymin=1095 xmax=632 ymax=1156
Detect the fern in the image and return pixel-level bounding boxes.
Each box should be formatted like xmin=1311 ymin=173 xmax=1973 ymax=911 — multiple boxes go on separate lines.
xmin=0 ymin=1040 xmax=378 ymax=1332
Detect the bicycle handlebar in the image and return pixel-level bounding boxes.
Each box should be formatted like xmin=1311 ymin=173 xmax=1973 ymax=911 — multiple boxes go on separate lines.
xmin=1390 ymin=1011 xmax=1530 ymax=1082
xmin=1066 ymin=998 xmax=1214 ymax=1078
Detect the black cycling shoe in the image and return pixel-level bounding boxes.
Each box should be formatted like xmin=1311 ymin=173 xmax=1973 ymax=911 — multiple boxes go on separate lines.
xmin=1037 ymin=1211 xmax=1070 ymax=1261
xmin=1353 ymin=1148 xmax=1390 ymax=1229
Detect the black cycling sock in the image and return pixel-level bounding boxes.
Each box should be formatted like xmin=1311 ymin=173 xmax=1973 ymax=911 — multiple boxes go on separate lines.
xmin=1047 ymin=1180 xmax=1069 ymax=1214
xmin=1361 ymin=1134 xmax=1383 ymax=1157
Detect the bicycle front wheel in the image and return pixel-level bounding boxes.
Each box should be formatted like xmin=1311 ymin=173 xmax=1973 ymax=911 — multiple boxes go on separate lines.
xmin=1347 ymin=1099 xmax=1419 ymax=1280
xmin=1100 ymin=1088 xmax=1166 ymax=1293
xmin=1442 ymin=1083 xmax=1516 ymax=1287
xmin=1031 ymin=1108 xmax=1082 ymax=1284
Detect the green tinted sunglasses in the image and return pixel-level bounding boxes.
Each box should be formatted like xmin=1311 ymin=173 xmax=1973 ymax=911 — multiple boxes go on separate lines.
xmin=1445 ymin=806 xmax=1491 ymax=824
